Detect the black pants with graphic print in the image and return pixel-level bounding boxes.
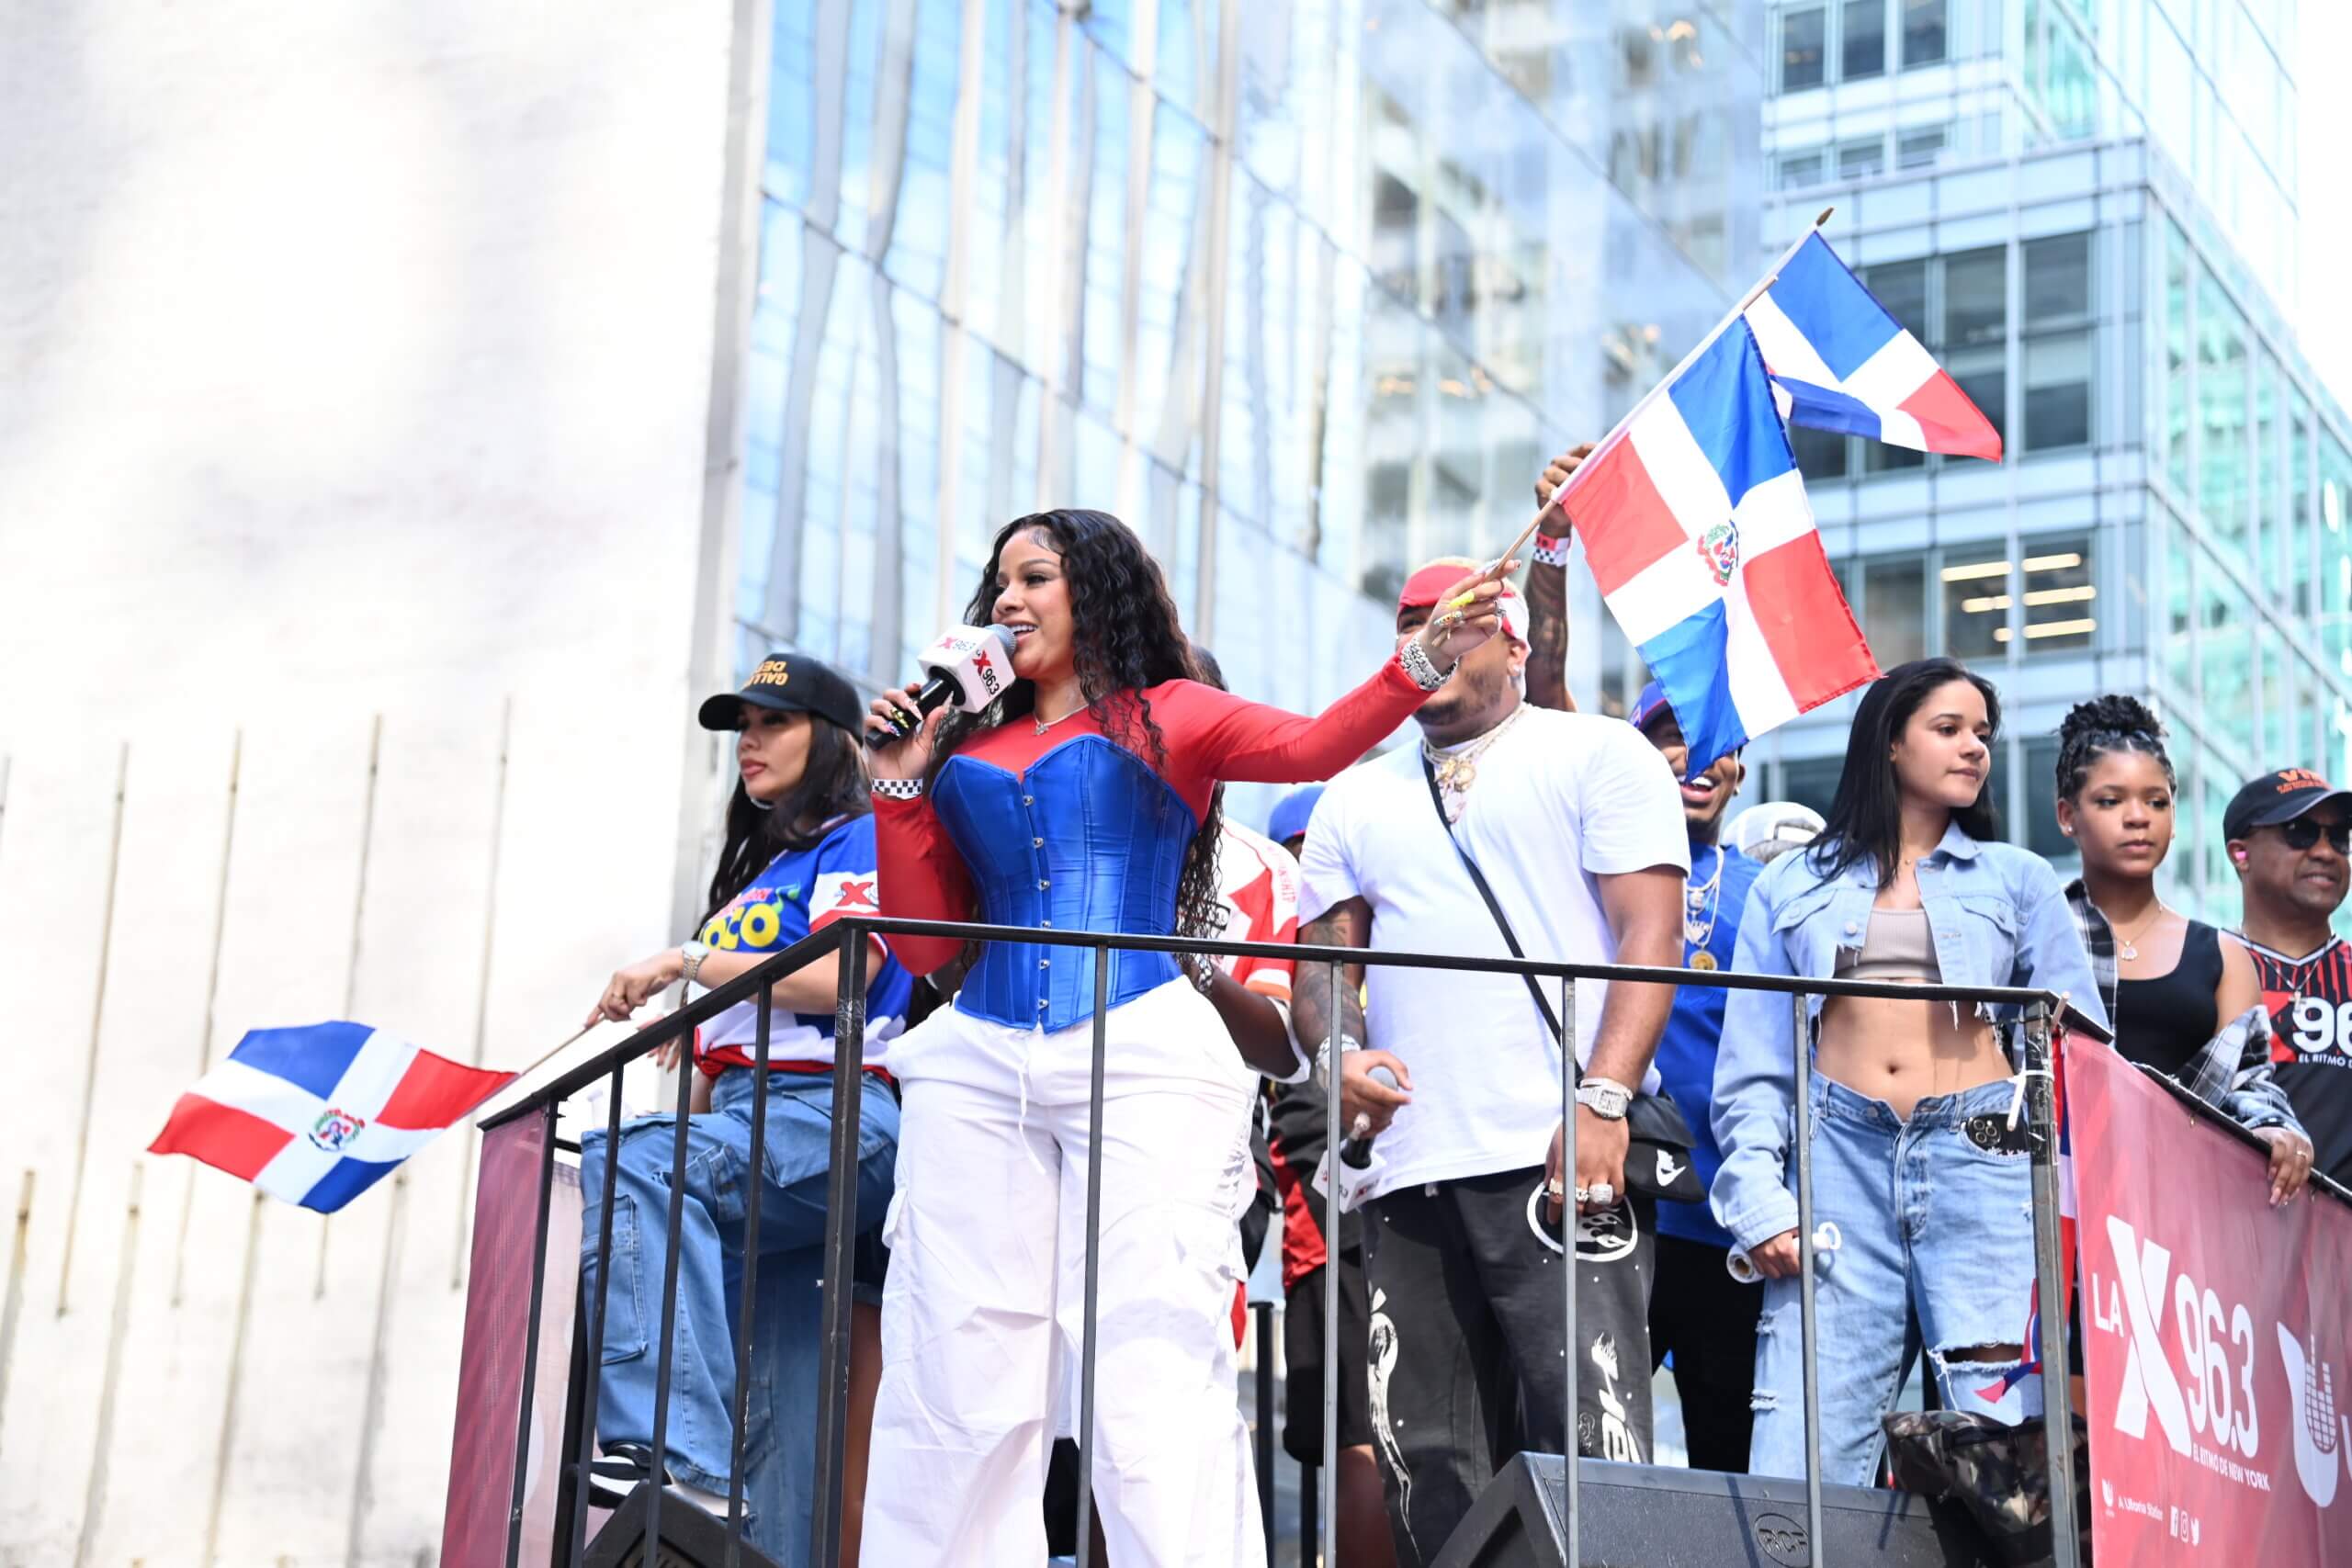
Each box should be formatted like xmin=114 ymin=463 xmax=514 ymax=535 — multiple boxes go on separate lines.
xmin=1361 ymin=1166 xmax=1657 ymax=1568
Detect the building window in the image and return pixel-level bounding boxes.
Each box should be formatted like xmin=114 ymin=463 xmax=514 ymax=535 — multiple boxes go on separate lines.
xmin=1941 ymin=547 xmax=2011 ymax=660
xmin=1838 ymin=137 xmax=1886 ymax=181
xmin=2023 ymin=334 xmax=2091 ymax=450
xmin=2022 ymin=736 xmax=2069 ymax=859
xmin=1863 ymin=555 xmax=1928 ymax=666
xmin=1866 ymin=258 xmax=1930 ymax=340
xmin=1943 ymin=246 xmax=2007 ymax=348
xmin=1782 ymin=6 xmax=1826 ymax=91
xmin=1896 ymin=125 xmax=1949 ymax=169
xmin=1781 ymin=755 xmax=1845 ymax=818
xmin=2024 ymin=232 xmax=2092 ymax=327
xmin=1792 ymin=423 xmax=1849 ymax=479
xmin=2009 ymin=536 xmax=2096 ymax=655
xmin=1903 ymin=0 xmax=1949 ymax=67
xmin=1779 ymin=149 xmax=1826 ymax=189
xmin=1842 ymin=0 xmax=1887 ymax=81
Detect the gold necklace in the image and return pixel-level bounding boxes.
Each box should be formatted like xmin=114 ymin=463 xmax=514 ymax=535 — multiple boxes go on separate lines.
xmin=1422 ymin=705 xmax=1526 ymax=817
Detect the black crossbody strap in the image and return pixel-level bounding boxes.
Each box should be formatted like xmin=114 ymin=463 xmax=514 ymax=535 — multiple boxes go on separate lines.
xmin=1420 ymin=750 xmax=1572 ymax=1060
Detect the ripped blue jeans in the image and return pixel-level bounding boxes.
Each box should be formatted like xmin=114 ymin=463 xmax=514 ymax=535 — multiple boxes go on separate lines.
xmin=1748 ymin=1075 xmax=2040 ymax=1483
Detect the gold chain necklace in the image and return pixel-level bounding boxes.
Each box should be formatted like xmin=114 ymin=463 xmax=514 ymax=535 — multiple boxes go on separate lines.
xmin=1422 ymin=705 xmax=1526 ymax=818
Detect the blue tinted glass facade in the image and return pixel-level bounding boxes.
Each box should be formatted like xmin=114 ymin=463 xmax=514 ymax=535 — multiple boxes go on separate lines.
xmin=1764 ymin=0 xmax=2352 ymax=931
xmin=741 ymin=0 xmax=1763 ymax=823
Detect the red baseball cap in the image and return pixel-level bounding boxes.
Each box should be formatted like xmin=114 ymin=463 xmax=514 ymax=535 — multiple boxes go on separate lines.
xmin=1397 ymin=558 xmax=1525 ymax=643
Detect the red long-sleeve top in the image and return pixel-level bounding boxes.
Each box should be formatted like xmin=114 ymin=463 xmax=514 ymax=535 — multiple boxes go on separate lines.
xmin=873 ymin=658 xmax=1430 ymax=977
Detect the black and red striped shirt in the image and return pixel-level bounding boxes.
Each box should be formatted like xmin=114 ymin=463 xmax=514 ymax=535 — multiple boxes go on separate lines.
xmin=2241 ymin=933 xmax=2352 ymax=1186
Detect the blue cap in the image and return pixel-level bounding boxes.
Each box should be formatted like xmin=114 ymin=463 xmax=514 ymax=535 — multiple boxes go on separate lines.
xmin=1267 ymin=784 xmax=1325 ymax=847
xmin=1628 ymin=680 xmax=1675 ymax=734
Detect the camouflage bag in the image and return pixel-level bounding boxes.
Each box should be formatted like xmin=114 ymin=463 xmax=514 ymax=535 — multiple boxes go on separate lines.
xmin=1883 ymin=1409 xmax=2093 ymax=1568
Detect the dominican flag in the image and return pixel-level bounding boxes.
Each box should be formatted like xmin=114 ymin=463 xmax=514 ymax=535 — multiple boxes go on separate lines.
xmin=1564 ymin=321 xmax=1876 ymax=774
xmin=1743 ymin=231 xmax=2003 ymax=461
xmin=149 ymin=1022 xmax=514 ymax=1213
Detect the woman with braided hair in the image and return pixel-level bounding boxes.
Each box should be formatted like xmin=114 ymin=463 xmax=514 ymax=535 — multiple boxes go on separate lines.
xmin=2052 ymin=694 xmax=2314 ymax=1201
xmin=857 ymin=509 xmax=1514 ymax=1565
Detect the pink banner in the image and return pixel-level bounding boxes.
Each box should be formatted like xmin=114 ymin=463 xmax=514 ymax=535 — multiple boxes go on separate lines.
xmin=440 ymin=1111 xmax=582 ymax=1567
xmin=2073 ymin=1036 xmax=2352 ymax=1562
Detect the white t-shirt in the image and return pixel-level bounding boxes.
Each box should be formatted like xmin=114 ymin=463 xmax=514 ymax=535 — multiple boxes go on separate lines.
xmin=1297 ymin=705 xmax=1689 ymax=1199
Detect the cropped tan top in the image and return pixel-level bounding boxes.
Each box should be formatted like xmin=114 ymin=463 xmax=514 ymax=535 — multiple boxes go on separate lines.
xmin=1835 ymin=908 xmax=1940 ymax=983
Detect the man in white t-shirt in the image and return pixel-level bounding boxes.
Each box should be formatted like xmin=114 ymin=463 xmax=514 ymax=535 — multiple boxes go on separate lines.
xmin=1293 ymin=558 xmax=1687 ymax=1566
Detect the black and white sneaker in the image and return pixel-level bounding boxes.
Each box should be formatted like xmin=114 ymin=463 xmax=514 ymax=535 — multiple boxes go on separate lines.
xmin=586 ymin=1443 xmax=739 ymax=1520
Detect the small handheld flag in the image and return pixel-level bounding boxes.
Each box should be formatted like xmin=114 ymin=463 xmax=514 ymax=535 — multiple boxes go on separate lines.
xmin=1743 ymin=231 xmax=2003 ymax=461
xmin=149 ymin=1021 xmax=514 ymax=1213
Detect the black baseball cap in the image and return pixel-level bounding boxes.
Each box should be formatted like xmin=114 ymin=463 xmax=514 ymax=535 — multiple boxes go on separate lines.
xmin=696 ymin=652 xmax=865 ymax=735
xmin=2222 ymin=768 xmax=2352 ymax=842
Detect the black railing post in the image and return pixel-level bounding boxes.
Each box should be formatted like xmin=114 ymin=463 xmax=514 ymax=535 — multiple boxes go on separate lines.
xmin=643 ymin=1009 xmax=701 ymax=1561
xmin=1318 ymin=961 xmax=1341 ymax=1568
xmin=568 ymin=1065 xmax=627 ymax=1566
xmin=811 ymin=921 xmax=867 ymax=1567
xmin=1254 ymin=1301 xmax=1275 ymax=1562
xmin=1792 ymin=988 xmax=1825 ymax=1558
xmin=1559 ymin=974 xmax=1577 ymax=1568
xmin=724 ymin=987 xmax=775 ymax=1563
xmin=504 ymin=1102 xmax=559 ymax=1568
xmin=2024 ymin=999 xmax=2081 ymax=1568
xmin=1074 ymin=944 xmax=1113 ymax=1568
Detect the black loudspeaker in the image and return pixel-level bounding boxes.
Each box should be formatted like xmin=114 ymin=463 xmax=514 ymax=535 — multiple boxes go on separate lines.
xmin=579 ymin=1482 xmax=786 ymax=1568
xmin=1431 ymin=1456 xmax=2001 ymax=1568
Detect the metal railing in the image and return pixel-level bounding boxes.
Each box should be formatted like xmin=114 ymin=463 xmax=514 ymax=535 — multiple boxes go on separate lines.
xmin=481 ymin=914 xmax=2125 ymax=1568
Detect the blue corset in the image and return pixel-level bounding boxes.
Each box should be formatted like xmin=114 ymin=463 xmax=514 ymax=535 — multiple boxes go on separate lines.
xmin=931 ymin=735 xmax=1195 ymax=1030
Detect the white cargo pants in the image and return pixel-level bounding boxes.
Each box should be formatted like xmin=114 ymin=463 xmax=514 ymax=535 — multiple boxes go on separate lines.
xmin=860 ymin=978 xmax=1265 ymax=1567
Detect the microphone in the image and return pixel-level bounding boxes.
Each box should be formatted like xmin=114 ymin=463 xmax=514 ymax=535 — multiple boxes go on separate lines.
xmin=1339 ymin=1066 xmax=1401 ymax=1169
xmin=866 ymin=625 xmax=1019 ymax=750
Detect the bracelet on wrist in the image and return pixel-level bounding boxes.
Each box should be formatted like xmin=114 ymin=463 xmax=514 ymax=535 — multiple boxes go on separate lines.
xmin=1531 ymin=532 xmax=1568 ymax=568
xmin=871 ymin=776 xmax=925 ymax=801
xmin=1398 ymin=638 xmax=1448 ymax=692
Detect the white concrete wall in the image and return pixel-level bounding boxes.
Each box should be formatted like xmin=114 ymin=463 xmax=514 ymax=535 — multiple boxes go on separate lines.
xmin=0 ymin=2 xmax=754 ymax=1561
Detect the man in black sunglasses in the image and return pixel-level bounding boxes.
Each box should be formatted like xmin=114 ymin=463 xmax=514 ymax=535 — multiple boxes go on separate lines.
xmin=2227 ymin=768 xmax=2352 ymax=1190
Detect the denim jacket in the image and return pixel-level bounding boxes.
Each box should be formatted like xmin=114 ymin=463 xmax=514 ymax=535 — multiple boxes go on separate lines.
xmin=1708 ymin=822 xmax=2109 ymax=1252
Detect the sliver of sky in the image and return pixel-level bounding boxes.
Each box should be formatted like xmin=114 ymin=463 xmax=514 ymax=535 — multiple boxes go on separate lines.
xmin=2302 ymin=6 xmax=2352 ymax=403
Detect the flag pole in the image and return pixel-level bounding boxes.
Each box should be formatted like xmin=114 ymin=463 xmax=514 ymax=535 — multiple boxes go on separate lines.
xmin=1541 ymin=207 xmax=1834 ymax=525
xmin=465 ymin=1021 xmax=602 ymax=1122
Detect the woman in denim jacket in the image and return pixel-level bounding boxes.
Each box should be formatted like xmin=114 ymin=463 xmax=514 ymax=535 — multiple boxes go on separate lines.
xmin=1710 ymin=658 xmax=2107 ymax=1483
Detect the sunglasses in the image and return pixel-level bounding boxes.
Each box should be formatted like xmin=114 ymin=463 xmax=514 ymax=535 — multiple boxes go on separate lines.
xmin=2274 ymin=818 xmax=2352 ymax=853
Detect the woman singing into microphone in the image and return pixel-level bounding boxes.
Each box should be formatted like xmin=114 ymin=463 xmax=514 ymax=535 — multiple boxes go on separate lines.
xmin=858 ymin=510 xmax=1509 ymax=1565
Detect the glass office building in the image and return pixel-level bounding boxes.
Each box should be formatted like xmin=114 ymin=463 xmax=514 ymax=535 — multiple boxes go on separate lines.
xmin=1762 ymin=0 xmax=2352 ymax=928
xmin=738 ymin=0 xmax=1765 ymax=820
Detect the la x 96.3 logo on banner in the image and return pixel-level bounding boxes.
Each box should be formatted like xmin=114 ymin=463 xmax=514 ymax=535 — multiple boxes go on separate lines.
xmin=2071 ymin=1037 xmax=2352 ymax=1562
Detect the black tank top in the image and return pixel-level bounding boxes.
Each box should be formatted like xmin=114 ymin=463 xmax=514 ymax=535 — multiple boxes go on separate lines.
xmin=2113 ymin=921 xmax=2223 ymax=1077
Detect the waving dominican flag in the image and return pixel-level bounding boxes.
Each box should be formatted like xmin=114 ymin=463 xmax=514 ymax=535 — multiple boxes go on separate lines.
xmin=1743 ymin=231 xmax=2003 ymax=461
xmin=149 ymin=1022 xmax=514 ymax=1213
xmin=1565 ymin=321 xmax=1876 ymax=774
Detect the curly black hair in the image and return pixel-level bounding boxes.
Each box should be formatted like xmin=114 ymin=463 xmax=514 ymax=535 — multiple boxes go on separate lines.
xmin=924 ymin=510 xmax=1225 ymax=944
xmin=2054 ymin=694 xmax=2172 ymax=801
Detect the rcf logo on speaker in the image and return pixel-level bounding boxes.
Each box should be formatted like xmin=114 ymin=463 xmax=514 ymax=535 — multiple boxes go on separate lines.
xmin=1749 ymin=1510 xmax=1809 ymax=1566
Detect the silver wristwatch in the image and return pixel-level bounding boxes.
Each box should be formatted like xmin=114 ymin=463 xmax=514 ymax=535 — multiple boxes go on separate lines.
xmin=680 ymin=940 xmax=712 ymax=987
xmin=1574 ymin=1077 xmax=1634 ymax=1120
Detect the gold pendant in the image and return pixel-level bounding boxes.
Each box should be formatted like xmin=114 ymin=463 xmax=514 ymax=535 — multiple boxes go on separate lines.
xmin=1688 ymin=950 xmax=1717 ymax=971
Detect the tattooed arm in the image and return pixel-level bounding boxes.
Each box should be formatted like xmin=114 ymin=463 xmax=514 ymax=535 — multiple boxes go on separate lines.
xmin=1523 ymin=443 xmax=1595 ymax=714
xmin=1294 ymin=897 xmax=1413 ymax=1133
